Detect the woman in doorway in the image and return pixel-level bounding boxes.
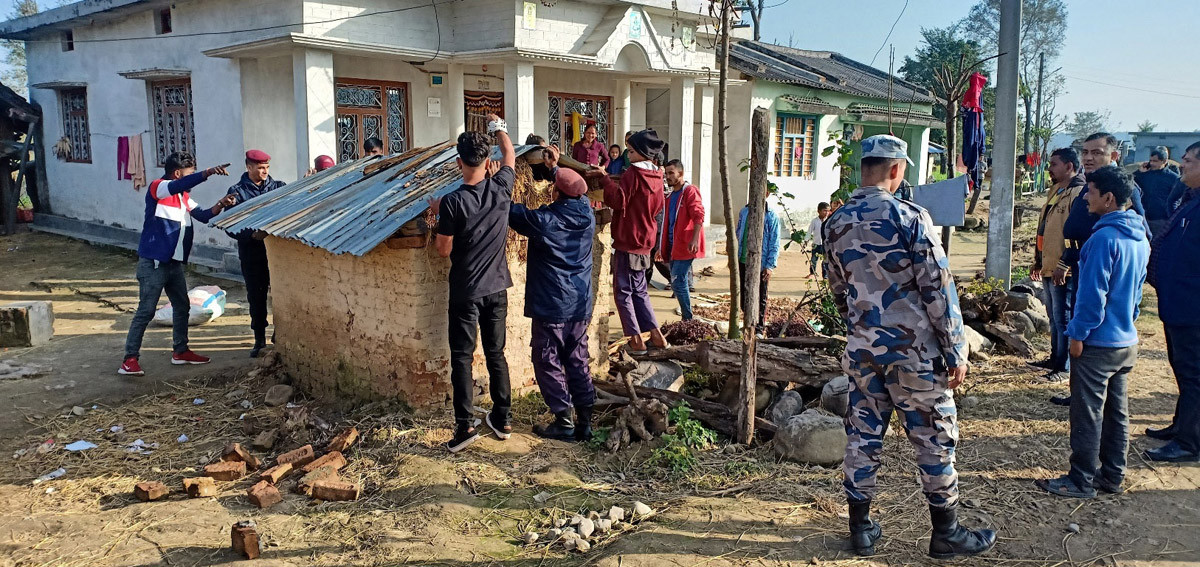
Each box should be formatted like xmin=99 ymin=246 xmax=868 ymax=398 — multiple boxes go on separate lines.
xmin=571 ymin=124 xmax=609 ymax=169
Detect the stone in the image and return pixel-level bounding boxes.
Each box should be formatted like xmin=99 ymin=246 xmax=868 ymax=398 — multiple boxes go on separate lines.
xmin=264 ymin=384 xmax=294 ymax=407
xmin=754 ymin=383 xmax=774 ymax=413
xmin=522 ymin=532 xmax=538 ymax=545
xmin=569 ymin=514 xmax=584 ymax=526
xmin=964 ymin=325 xmax=993 ymax=362
xmin=310 ymin=480 xmax=360 ymax=501
xmin=554 ymin=518 xmax=568 ymax=528
xmin=632 ymin=501 xmax=654 ymax=518
xmin=259 ymin=462 xmax=293 ymax=484
xmin=134 ymin=481 xmax=169 ymax=501
xmin=204 ymin=460 xmax=246 ymax=481
xmin=548 ymin=528 xmax=562 ymax=539
xmin=247 ymin=480 xmax=282 ymax=509
xmin=1013 ymin=278 xmax=1044 ymax=297
xmin=573 ymin=539 xmax=591 ymax=552
xmin=1002 ymin=310 xmax=1034 ymax=338
xmin=774 ymin=409 xmax=848 ymax=466
xmin=231 ymin=520 xmax=260 ymax=560
xmin=71 ymin=406 xmax=85 ymax=416
xmin=587 ymin=510 xmax=600 ymax=521
xmin=0 ymin=301 xmax=54 ymax=347
xmin=295 ymin=465 xmax=340 ymax=495
xmin=327 ymin=427 xmax=359 ymax=452
xmin=563 ymin=538 xmax=577 ymax=551
xmin=962 ymin=217 xmax=981 ymax=229
xmin=222 ymin=443 xmax=260 ymax=471
xmin=1025 ymin=308 xmax=1051 ymax=335
xmin=276 ymin=444 xmax=315 ymax=468
xmin=768 ymin=390 xmax=806 ymax=425
xmin=252 ymin=429 xmax=280 ymax=451
xmin=301 ymin=451 xmax=347 ymax=474
xmin=607 ymin=506 xmax=625 ymax=522
xmin=984 ymin=323 xmax=1036 ymax=358
xmin=577 ymin=517 xmax=595 ymax=538
xmin=1067 ymin=522 xmax=1080 ymax=534
xmin=183 ymin=477 xmax=217 ymax=498
xmin=820 ymin=375 xmax=851 ymax=418
xmin=533 ymin=491 xmax=551 ymax=503
xmin=629 ymin=361 xmax=685 ymax=392
xmin=1004 ymin=291 xmax=1033 ymax=312
xmin=595 ymin=518 xmax=612 ymax=533
xmin=958 ymin=396 xmax=979 ymax=410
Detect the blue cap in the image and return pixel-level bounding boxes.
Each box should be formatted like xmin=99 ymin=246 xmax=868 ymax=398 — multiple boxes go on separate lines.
xmin=861 ymin=134 xmax=914 ymax=165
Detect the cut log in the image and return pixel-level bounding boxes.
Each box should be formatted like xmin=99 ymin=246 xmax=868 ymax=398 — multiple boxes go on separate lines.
xmin=759 ymin=335 xmax=845 ymax=349
xmin=595 ymin=380 xmax=777 ymax=440
xmin=631 ymin=339 xmax=840 ymax=387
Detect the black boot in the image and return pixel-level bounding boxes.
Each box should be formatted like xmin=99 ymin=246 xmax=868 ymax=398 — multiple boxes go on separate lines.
xmin=928 ymin=506 xmax=996 ymax=559
xmin=848 ymin=499 xmax=882 ymax=556
xmin=250 ymin=329 xmax=267 ymax=358
xmin=574 ymin=405 xmax=594 ymax=442
xmin=533 ymin=411 xmax=575 ymax=441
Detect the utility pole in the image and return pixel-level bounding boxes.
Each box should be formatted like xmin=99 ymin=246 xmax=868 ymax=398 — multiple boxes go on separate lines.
xmin=985 ymin=0 xmax=1021 ymax=288
xmin=1033 ymin=52 xmax=1045 ymax=192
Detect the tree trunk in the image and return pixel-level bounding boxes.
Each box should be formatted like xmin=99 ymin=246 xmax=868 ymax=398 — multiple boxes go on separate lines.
xmin=595 ymin=380 xmax=778 ymax=440
xmin=631 ymin=339 xmax=843 ymax=387
xmin=716 ymin=1 xmax=741 ymax=340
xmin=1022 ymin=92 xmax=1033 ymax=156
xmin=736 ymin=107 xmax=769 ymax=445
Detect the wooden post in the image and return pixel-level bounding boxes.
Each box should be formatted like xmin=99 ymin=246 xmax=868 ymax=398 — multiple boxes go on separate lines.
xmin=737 ymin=107 xmax=769 ymax=445
xmin=31 ymin=102 xmax=49 ymax=214
xmin=1 ymin=163 xmax=13 ymax=235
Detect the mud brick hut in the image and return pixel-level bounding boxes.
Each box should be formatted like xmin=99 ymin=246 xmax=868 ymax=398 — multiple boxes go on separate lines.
xmin=214 ymin=143 xmax=612 ymax=409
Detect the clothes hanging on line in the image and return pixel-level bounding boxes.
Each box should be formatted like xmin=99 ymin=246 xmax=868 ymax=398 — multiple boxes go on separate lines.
xmin=117 ymin=136 xmax=131 ymax=180
xmin=127 ymin=134 xmax=146 ymax=191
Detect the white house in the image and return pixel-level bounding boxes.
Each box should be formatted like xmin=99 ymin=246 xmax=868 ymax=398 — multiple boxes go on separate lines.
xmin=1 ymin=0 xmax=738 ymax=270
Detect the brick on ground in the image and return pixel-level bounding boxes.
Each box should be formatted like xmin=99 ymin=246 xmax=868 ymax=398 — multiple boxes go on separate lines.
xmin=204 ymin=460 xmax=246 ymax=481
xmin=311 ymin=480 xmax=360 ymax=501
xmin=301 ymin=451 xmax=346 ymax=474
xmin=327 ymin=427 xmax=359 ymax=452
xmin=222 ymin=442 xmax=261 ymax=471
xmin=247 ymin=480 xmax=283 ymax=509
xmin=183 ymin=477 xmax=217 ymax=498
xmin=276 ymin=444 xmax=314 ymax=467
xmin=294 ymin=464 xmax=339 ymax=495
xmin=259 ymin=462 xmax=293 ymax=484
xmin=133 ymin=481 xmax=169 ymax=501
xmin=231 ymin=521 xmax=260 ymax=560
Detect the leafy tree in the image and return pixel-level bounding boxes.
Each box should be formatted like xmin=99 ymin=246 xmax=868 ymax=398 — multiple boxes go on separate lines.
xmin=2 ymin=0 xmax=39 ymax=96
xmin=1065 ymin=110 xmax=1112 ymax=141
xmin=958 ymin=0 xmax=1068 ymax=155
xmin=1136 ymin=120 xmax=1157 ymax=133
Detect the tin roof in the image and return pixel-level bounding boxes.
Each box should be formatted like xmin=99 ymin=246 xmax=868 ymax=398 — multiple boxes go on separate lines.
xmin=212 ymin=143 xmax=543 ymax=257
xmin=729 ymin=41 xmax=936 ymax=105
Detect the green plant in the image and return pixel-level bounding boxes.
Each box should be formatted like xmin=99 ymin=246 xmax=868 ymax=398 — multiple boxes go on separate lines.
xmin=681 ymin=366 xmax=718 ymax=399
xmin=669 ymin=402 xmax=718 ymax=449
xmin=961 ymin=276 xmax=1007 ymax=296
xmin=820 ymin=131 xmax=856 ymax=203
xmin=1010 ymin=266 xmax=1031 ymax=284
xmin=646 ymin=402 xmax=717 ymax=475
xmin=585 ymin=426 xmax=611 ymax=451
xmin=808 ymin=280 xmax=847 ymax=338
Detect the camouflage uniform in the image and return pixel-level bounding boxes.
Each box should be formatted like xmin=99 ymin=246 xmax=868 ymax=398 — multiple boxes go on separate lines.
xmin=823 ymin=185 xmax=969 ymax=509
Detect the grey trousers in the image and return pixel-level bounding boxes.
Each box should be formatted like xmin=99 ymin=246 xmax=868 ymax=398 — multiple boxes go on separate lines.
xmin=124 ymin=258 xmax=190 ymax=358
xmin=1068 ymin=344 xmax=1137 ymax=488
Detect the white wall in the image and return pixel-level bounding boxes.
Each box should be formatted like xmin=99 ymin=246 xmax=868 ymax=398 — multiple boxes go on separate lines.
xmin=29 ymin=0 xmax=300 ymax=248
xmin=241 ymin=55 xmax=297 ymax=178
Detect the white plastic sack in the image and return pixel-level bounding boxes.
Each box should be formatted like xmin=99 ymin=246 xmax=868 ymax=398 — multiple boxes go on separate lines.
xmin=152 ymin=286 xmax=226 ymax=326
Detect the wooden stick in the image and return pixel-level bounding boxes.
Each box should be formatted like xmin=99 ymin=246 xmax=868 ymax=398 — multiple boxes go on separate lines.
xmin=737 ymin=106 xmax=770 ymax=445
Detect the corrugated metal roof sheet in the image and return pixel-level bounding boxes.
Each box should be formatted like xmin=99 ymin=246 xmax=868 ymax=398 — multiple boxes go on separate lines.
xmin=729 ymin=41 xmax=936 ymax=105
xmin=212 ymin=143 xmax=544 ymax=257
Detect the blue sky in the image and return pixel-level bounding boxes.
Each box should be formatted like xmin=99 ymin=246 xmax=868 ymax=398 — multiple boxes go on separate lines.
xmin=759 ymin=0 xmax=1200 ymax=133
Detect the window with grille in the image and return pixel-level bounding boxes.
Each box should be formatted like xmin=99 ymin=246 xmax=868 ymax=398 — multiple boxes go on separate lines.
xmin=774 ymin=114 xmax=816 ymax=178
xmin=59 ymin=88 xmax=90 ymax=163
xmin=334 ymin=79 xmax=410 ymax=162
xmin=547 ymin=93 xmax=612 ymax=151
xmin=150 ymin=79 xmax=196 ymax=166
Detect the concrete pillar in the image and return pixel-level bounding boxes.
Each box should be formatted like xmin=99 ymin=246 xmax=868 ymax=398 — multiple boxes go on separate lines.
xmin=447 ymin=63 xmax=466 ymax=138
xmin=668 ymin=77 xmax=694 ymax=168
xmin=616 ymin=79 xmax=631 ymax=142
xmin=909 ymin=126 xmax=931 ymax=185
xmin=696 ymin=85 xmax=715 ymax=225
xmin=630 ymin=83 xmax=646 ymax=132
xmin=292 ymin=48 xmax=336 ymax=179
xmin=503 ymin=61 xmax=535 ymax=142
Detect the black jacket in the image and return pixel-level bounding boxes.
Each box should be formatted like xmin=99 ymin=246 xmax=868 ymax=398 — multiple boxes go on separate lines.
xmin=508 ymin=196 xmax=596 ymax=322
xmin=1060 ymin=165 xmax=1147 ymax=270
xmin=225 ymin=173 xmax=286 ymax=243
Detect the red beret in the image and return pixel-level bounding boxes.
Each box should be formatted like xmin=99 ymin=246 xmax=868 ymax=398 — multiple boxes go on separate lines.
xmin=314 ymin=155 xmax=335 ymax=171
xmin=555 ymin=167 xmax=588 ymax=197
xmin=245 ymin=149 xmax=271 ymax=163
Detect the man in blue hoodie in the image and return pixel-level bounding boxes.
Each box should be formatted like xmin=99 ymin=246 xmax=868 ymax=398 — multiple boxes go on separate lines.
xmin=508 ymin=144 xmax=598 ymax=442
xmin=1144 ymin=141 xmax=1200 ymax=462
xmin=1037 ymin=166 xmax=1148 ymax=498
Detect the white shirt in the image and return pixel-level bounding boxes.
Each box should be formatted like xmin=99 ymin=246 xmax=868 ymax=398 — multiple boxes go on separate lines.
xmin=808 ymin=216 xmax=824 ymax=246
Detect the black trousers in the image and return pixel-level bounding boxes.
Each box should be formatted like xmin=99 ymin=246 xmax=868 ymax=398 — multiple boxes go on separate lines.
xmin=738 ymin=262 xmax=770 ymax=333
xmin=448 ymin=290 xmax=511 ymax=426
xmin=1165 ymin=325 xmax=1200 ymax=453
xmin=237 ymin=239 xmax=271 ymax=333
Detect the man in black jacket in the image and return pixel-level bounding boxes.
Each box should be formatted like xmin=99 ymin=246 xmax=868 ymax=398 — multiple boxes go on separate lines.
xmin=1135 ymin=146 xmax=1182 ymax=237
xmin=225 ymin=150 xmax=286 ymax=357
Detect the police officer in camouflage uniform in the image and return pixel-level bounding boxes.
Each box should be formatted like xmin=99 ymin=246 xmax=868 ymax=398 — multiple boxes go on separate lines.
xmin=823 ymin=135 xmax=996 ymax=559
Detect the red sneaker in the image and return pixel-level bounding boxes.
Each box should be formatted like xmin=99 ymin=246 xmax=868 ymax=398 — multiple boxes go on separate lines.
xmin=171 ymin=350 xmax=211 ymax=365
xmin=118 ymin=356 xmax=144 ymax=376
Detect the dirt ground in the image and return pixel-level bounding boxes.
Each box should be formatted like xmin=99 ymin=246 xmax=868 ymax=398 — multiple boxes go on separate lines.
xmin=2 ymin=219 xmax=1199 ymax=567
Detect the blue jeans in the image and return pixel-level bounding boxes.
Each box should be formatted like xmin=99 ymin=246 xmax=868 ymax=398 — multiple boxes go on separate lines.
xmin=1042 ymin=279 xmax=1071 ymax=372
xmin=670 ymin=259 xmax=694 ymax=320
xmin=124 ymin=258 xmax=190 ymax=358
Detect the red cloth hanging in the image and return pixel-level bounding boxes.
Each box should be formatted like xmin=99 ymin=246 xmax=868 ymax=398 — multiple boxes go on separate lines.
xmin=962 ymin=72 xmax=988 ymax=111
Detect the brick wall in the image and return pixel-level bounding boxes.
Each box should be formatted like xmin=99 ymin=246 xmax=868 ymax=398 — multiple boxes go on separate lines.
xmin=266 ymin=223 xmax=611 ymax=410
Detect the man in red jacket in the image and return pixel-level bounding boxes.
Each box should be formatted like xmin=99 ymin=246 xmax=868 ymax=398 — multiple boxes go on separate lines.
xmin=591 ymin=129 xmax=668 ymax=354
xmin=660 ymin=159 xmax=705 ymax=320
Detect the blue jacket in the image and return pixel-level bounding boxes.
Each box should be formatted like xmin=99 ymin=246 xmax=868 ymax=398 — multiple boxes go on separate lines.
xmin=1066 ymin=209 xmax=1149 ymax=347
xmin=1134 ymin=168 xmax=1181 ymax=222
xmin=735 ymin=205 xmax=781 ymax=269
xmin=137 ymin=172 xmax=217 ymax=264
xmin=1061 ymin=165 xmax=1147 ymax=270
xmin=1150 ymin=187 xmax=1200 ymax=327
xmin=225 ymin=173 xmax=286 ymax=243
xmin=509 ymin=196 xmax=596 ymax=323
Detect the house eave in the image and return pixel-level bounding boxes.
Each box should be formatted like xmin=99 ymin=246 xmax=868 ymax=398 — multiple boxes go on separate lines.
xmin=0 ymin=0 xmax=160 ymax=40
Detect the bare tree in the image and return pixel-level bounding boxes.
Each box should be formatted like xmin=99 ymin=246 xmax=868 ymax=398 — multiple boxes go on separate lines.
xmin=742 ymin=0 xmax=765 ymax=41
xmin=3 ymin=0 xmax=40 ymax=96
xmin=708 ymin=0 xmax=741 ymax=338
